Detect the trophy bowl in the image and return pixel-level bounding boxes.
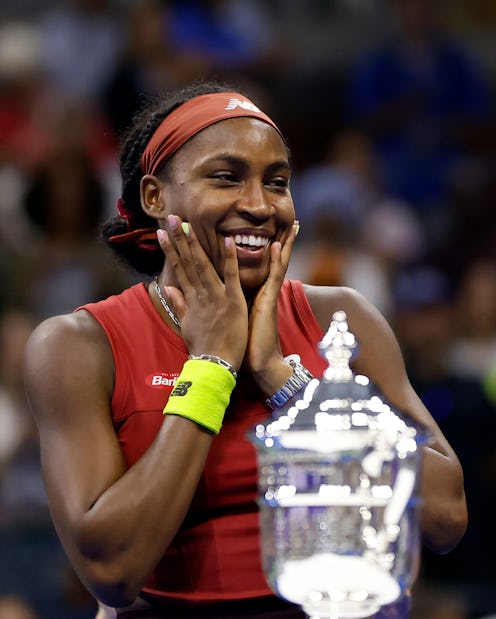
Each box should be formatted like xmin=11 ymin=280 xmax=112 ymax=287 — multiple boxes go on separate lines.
xmin=249 ymin=312 xmax=432 ymax=619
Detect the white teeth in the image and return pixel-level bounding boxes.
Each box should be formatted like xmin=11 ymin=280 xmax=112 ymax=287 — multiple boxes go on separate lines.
xmin=233 ymin=234 xmax=268 ymax=248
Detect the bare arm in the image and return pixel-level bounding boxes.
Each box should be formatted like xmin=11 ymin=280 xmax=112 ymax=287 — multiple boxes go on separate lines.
xmin=24 ymin=220 xmax=250 ymax=607
xmin=305 ymin=284 xmax=467 ymax=553
xmin=24 ymin=311 xmax=214 ymax=607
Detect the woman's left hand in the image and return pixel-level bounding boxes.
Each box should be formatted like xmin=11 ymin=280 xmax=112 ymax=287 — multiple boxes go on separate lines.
xmin=245 ymin=222 xmax=298 ymax=395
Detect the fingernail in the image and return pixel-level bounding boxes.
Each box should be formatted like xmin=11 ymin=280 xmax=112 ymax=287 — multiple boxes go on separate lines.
xmin=225 ymin=236 xmax=232 ymax=248
xmin=181 ymin=222 xmax=190 ymax=236
xmin=168 ymin=215 xmax=178 ymax=229
xmin=156 ymin=228 xmax=166 ymax=242
xmin=294 ymin=223 xmax=300 ymax=237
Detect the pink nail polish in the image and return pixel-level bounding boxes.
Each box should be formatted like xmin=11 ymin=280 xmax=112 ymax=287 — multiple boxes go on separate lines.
xmin=168 ymin=215 xmax=178 ymax=229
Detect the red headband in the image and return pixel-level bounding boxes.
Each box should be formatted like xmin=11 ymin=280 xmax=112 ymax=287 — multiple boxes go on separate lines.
xmin=141 ymin=92 xmax=282 ymax=175
xmin=110 ymin=92 xmax=282 ymax=249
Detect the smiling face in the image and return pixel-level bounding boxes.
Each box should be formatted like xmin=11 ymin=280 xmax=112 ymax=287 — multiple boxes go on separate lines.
xmin=154 ymin=117 xmax=295 ymax=290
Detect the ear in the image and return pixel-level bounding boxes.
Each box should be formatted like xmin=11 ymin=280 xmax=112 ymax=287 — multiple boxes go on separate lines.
xmin=140 ymin=174 xmax=167 ymax=219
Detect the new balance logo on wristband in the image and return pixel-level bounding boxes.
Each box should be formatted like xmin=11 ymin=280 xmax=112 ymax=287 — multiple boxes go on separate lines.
xmin=171 ymin=381 xmax=192 ymax=397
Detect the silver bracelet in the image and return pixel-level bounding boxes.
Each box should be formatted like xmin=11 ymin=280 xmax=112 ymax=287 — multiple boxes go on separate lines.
xmin=265 ymin=357 xmax=314 ymax=411
xmin=188 ymin=354 xmax=238 ymax=380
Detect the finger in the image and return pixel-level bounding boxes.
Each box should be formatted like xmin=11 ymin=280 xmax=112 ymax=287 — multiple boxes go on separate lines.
xmin=268 ymin=240 xmax=284 ymax=288
xmin=169 ymin=216 xmax=226 ymax=296
xmin=222 ymin=236 xmax=242 ymax=294
xmin=166 ymin=215 xmax=204 ymax=291
xmin=156 ymin=225 xmax=195 ymax=295
xmin=248 ymin=241 xmax=282 ymax=318
xmin=162 ymin=285 xmax=186 ymax=322
xmin=280 ymin=220 xmax=299 ymax=272
xmin=264 ymin=220 xmax=298 ymax=292
xmin=180 ymin=220 xmax=227 ymax=295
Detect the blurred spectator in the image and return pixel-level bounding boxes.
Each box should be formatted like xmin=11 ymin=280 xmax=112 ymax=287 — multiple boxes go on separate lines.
xmin=101 ymin=0 xmax=284 ymax=141
xmin=410 ymin=583 xmax=469 ymax=619
xmin=442 ymin=168 xmax=496 ymax=279
xmin=291 ymin=129 xmax=376 ymax=241
xmin=448 ymin=259 xmax=496 ymax=383
xmin=168 ymin=0 xmax=277 ymax=78
xmin=392 ymin=266 xmax=496 ymax=617
xmin=444 ymin=0 xmax=496 ymax=33
xmin=4 ymin=145 xmax=129 ymax=320
xmin=0 ymin=295 xmax=98 ymax=619
xmin=0 ymin=21 xmax=52 ymax=172
xmin=0 ymin=595 xmax=38 ymax=619
xmin=0 ymin=19 xmax=118 ymax=261
xmin=37 ymin=0 xmax=123 ymax=103
xmin=0 ymin=309 xmax=41 ymax=514
xmin=288 ymin=129 xmax=425 ymax=316
xmin=287 ymin=208 xmax=395 ymax=317
xmin=346 ymin=0 xmax=492 ymax=240
xmin=101 ymin=0 xmax=206 ymax=138
xmin=0 ymin=310 xmax=53 ymax=615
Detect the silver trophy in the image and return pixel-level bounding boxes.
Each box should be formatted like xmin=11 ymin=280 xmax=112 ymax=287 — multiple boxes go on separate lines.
xmin=249 ymin=311 xmax=432 ymax=619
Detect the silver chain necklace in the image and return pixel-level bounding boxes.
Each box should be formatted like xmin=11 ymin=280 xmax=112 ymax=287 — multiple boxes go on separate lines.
xmin=154 ymin=277 xmax=181 ymax=327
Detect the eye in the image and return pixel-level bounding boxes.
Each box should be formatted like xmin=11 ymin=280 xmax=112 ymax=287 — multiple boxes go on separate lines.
xmin=210 ymin=172 xmax=239 ymax=184
xmin=266 ymin=176 xmax=290 ymax=192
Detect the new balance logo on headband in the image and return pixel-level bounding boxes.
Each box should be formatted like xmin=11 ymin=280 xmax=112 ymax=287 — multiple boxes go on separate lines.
xmin=225 ymin=98 xmax=262 ymax=113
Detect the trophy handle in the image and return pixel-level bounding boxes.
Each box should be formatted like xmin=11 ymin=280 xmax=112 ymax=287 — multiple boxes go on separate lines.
xmin=375 ymin=460 xmax=417 ymax=555
xmin=384 ymin=464 xmax=416 ymax=529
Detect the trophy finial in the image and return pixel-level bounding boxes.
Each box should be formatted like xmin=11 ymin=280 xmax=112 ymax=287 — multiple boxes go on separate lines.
xmin=319 ymin=310 xmax=357 ymax=382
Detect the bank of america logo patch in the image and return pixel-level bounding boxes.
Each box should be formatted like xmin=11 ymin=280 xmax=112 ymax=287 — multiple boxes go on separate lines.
xmin=225 ymin=98 xmax=262 ymax=113
xmin=146 ymin=372 xmax=178 ymax=389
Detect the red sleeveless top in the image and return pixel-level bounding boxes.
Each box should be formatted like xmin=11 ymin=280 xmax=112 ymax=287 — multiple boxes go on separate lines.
xmin=79 ymin=279 xmax=327 ymax=603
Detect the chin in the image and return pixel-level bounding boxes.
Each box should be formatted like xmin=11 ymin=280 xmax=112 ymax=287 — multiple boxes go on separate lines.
xmin=239 ymin=271 xmax=269 ymax=292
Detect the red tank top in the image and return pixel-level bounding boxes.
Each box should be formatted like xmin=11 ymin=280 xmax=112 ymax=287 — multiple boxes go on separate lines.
xmin=79 ymin=279 xmax=327 ymax=603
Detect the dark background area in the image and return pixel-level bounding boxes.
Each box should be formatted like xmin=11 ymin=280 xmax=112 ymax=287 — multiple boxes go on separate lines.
xmin=0 ymin=1 xmax=495 ymax=617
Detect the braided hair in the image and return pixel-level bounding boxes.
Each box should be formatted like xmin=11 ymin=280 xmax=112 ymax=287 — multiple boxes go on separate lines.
xmin=102 ymin=81 xmax=236 ymax=276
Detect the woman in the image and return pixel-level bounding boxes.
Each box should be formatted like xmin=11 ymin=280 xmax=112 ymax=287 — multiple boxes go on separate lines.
xmin=23 ymin=82 xmax=467 ymax=618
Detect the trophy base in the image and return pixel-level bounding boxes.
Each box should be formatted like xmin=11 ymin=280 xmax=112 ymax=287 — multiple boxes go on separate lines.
xmin=275 ymin=552 xmax=401 ymax=619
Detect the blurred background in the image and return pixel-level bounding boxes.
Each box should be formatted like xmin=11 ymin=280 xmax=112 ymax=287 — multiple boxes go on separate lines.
xmin=0 ymin=0 xmax=495 ymax=617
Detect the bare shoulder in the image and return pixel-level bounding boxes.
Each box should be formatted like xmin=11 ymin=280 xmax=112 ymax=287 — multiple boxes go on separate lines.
xmin=302 ymin=284 xmax=382 ymax=333
xmin=24 ymin=310 xmax=114 ymax=422
xmin=303 ymin=284 xmax=409 ymax=401
xmin=25 ymin=310 xmax=112 ymax=372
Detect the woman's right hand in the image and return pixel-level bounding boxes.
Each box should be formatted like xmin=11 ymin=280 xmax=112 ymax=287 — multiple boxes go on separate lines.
xmin=156 ymin=215 xmax=248 ymax=371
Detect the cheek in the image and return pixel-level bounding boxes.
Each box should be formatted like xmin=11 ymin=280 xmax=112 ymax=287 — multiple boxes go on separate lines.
xmin=280 ymin=198 xmax=296 ymax=225
xmin=171 ymin=188 xmax=206 ymax=224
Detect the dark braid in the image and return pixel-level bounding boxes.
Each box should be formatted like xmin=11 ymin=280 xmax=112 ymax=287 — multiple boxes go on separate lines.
xmin=102 ymin=80 xmax=237 ymax=276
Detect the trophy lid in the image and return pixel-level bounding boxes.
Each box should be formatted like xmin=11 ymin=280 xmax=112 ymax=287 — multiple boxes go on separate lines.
xmin=253 ymin=311 xmax=432 ymax=455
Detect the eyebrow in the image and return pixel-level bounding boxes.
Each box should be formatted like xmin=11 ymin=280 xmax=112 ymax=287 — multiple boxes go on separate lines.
xmin=201 ymin=154 xmax=291 ymax=172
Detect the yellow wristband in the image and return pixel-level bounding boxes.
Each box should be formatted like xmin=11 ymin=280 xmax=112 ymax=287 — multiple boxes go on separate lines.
xmin=163 ymin=359 xmax=236 ymax=434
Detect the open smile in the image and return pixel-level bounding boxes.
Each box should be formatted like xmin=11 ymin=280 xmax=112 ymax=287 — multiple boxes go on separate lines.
xmin=233 ymin=234 xmax=270 ymax=250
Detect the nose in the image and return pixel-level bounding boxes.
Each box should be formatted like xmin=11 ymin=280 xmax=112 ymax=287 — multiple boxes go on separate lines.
xmin=236 ymin=180 xmax=274 ymax=221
